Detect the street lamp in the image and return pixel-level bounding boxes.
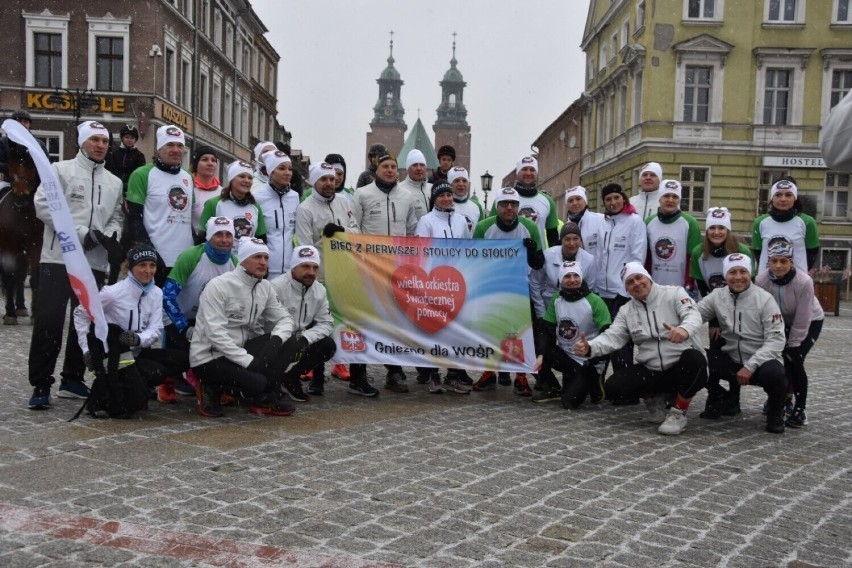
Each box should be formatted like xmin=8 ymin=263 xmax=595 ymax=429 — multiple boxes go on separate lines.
xmin=480 ymin=170 xmax=493 ymax=209
xmin=47 ymin=88 xmax=100 ymax=128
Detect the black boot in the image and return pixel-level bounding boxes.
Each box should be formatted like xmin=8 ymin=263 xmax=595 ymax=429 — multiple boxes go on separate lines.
xmin=765 ymin=396 xmax=786 ymax=434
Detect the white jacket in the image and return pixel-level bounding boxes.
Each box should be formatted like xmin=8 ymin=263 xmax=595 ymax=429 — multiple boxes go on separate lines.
xmin=73 ymin=277 xmax=163 ymax=355
xmin=351 ymin=181 xmax=418 ymax=236
xmin=530 ymin=247 xmax=598 ymax=317
xmin=295 ymin=191 xmax=360 ymax=281
xmin=34 ymin=152 xmax=123 ymax=272
xmin=595 ymin=211 xmax=647 ymax=298
xmin=399 ymin=176 xmax=432 ymax=220
xmin=269 ymin=272 xmax=333 ymax=345
xmin=630 ymin=190 xmax=660 ymax=221
xmin=189 ymin=268 xmax=294 ymax=368
xmin=254 ymin=183 xmax=299 ymax=278
xmin=588 ymin=284 xmax=704 ymax=372
xmin=415 ymin=208 xmax=471 ymax=239
xmin=696 ymin=283 xmax=785 ymax=372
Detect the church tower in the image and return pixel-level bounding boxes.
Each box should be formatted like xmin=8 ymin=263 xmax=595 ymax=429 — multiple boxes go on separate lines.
xmin=365 ymin=33 xmax=407 ymax=166
xmin=433 ymin=35 xmax=471 ymax=171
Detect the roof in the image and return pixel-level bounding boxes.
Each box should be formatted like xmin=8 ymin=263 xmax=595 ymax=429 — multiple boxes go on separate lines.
xmin=397 ymin=118 xmax=439 ymax=170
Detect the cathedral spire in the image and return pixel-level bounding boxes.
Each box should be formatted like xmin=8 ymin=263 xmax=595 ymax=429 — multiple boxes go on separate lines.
xmin=371 ymin=29 xmax=405 ymax=126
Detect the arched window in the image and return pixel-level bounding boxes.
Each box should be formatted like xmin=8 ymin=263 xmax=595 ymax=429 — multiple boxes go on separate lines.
xmin=449 ymin=93 xmax=457 ymax=109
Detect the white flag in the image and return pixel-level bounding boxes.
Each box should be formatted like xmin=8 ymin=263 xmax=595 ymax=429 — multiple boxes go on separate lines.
xmin=2 ymin=119 xmax=109 ymax=350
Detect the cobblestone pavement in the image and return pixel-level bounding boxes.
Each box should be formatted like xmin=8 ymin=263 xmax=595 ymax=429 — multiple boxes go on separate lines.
xmin=1 ymin=301 xmax=850 ymax=567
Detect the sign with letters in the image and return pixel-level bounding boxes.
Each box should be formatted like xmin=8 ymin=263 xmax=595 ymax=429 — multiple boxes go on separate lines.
xmin=324 ymin=234 xmax=535 ymax=371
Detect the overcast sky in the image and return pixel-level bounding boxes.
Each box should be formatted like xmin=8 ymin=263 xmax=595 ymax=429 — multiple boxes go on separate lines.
xmin=251 ymin=0 xmax=588 ymax=194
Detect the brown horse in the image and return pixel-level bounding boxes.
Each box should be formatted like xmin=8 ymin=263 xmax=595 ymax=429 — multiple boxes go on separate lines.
xmin=0 ymin=139 xmax=42 ymax=324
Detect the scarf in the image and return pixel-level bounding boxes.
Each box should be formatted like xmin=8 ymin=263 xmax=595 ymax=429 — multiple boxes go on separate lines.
xmin=204 ymin=242 xmax=232 ymax=265
xmin=559 ymin=282 xmax=591 ymax=302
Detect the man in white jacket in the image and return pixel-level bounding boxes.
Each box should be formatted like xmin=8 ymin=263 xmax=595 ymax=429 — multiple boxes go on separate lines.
xmin=630 ymin=162 xmax=663 ymax=220
xmin=399 ymin=149 xmax=432 ymax=220
xmin=695 ymin=253 xmax=788 ymax=433
xmin=820 ymin=89 xmax=852 ymax=171
xmin=271 ymin=246 xmax=337 ymax=399
xmin=28 ymin=120 xmax=124 ymax=409
xmin=575 ymin=262 xmax=707 ymax=435
xmin=190 ymin=238 xmax=304 ymax=418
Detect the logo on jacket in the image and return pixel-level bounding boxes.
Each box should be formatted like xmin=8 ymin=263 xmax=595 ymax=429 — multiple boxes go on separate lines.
xmin=233 ymin=216 xmax=253 ymax=239
xmin=558 ymin=319 xmax=578 ymax=341
xmin=463 ymin=214 xmax=474 ymax=232
xmin=340 ymin=329 xmax=366 ymax=352
xmin=654 ymin=237 xmax=675 ymax=260
xmin=168 ymin=186 xmax=189 ymax=211
xmin=708 ymin=273 xmax=725 ymax=289
xmin=519 ymin=206 xmax=538 ymax=222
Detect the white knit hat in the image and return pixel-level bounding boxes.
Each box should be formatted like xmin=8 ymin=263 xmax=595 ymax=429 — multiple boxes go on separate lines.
xmin=206 ymin=216 xmax=235 ymax=239
xmin=309 ymin=162 xmax=336 ymax=186
xmin=77 ymin=120 xmax=109 ymax=147
xmin=516 ymin=156 xmax=538 ymax=175
xmin=659 ymin=179 xmax=682 ymax=198
xmin=722 ymin=253 xmax=751 ymax=276
xmin=558 ymin=261 xmax=584 ymax=283
xmin=564 ymin=185 xmax=588 ymax=204
xmin=156 ymin=125 xmax=186 ymax=150
xmin=706 ymin=207 xmax=731 ymax=231
xmin=225 ymin=161 xmax=253 ymax=185
xmin=237 ymin=237 xmax=269 ymax=264
xmin=253 ymin=140 xmax=276 ymax=161
xmin=640 ymin=162 xmax=663 ymax=179
xmin=289 ymin=245 xmax=321 ymax=270
xmin=494 ymin=187 xmax=521 ymax=205
xmin=770 ymin=179 xmax=798 ymax=200
xmin=447 ymin=166 xmax=469 ymax=184
xmin=263 ymin=150 xmax=291 ymax=175
xmin=405 ymin=149 xmax=427 ymax=169
xmin=620 ymin=261 xmax=651 ymax=284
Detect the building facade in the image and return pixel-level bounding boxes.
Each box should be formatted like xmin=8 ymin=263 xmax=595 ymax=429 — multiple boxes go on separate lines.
xmin=580 ymin=0 xmax=852 ymax=270
xmin=532 ymin=98 xmax=585 ymax=220
xmin=1 ymin=0 xmax=283 ymax=173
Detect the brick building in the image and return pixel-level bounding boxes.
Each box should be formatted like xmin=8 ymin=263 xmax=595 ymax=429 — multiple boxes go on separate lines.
xmin=0 ymin=0 xmax=284 ymax=173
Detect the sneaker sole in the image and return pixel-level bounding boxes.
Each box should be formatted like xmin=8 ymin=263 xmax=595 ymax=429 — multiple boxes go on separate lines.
xmin=28 ymin=403 xmax=51 ymax=410
xmin=56 ymin=390 xmax=89 ymax=399
xmin=249 ymin=406 xmax=294 ymax=416
xmin=532 ymin=397 xmax=560 ymax=404
xmin=348 ymin=389 xmax=379 ymax=397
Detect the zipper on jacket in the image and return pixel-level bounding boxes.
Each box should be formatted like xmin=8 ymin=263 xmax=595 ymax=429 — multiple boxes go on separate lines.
xmin=733 ymin=294 xmax=744 ymax=365
xmin=88 ymin=169 xmax=96 ymax=228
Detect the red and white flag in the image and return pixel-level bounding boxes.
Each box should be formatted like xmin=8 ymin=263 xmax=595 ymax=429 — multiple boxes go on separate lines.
xmin=2 ymin=119 xmax=109 ymax=349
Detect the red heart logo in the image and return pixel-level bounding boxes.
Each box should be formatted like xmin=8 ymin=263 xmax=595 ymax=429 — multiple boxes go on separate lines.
xmin=391 ymin=265 xmax=466 ymax=333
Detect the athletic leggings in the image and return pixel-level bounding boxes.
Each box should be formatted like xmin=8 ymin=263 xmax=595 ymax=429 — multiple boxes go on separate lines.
xmin=784 ymin=319 xmax=822 ymax=410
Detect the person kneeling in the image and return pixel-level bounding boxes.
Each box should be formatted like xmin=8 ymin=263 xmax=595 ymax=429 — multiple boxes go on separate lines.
xmin=270 ymin=246 xmax=337 ymax=400
xmin=533 ymin=261 xmax=611 ymax=408
xmin=696 ymin=253 xmax=788 ymax=433
xmin=574 ymin=263 xmax=707 ymax=435
xmin=190 ymin=238 xmax=306 ymax=417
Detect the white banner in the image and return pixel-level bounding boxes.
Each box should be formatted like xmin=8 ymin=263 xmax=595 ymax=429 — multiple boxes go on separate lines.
xmin=2 ymin=119 xmax=109 ymax=349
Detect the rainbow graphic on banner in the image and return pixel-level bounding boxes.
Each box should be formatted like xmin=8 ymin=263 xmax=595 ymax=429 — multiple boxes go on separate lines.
xmin=323 ymin=234 xmax=535 ymax=371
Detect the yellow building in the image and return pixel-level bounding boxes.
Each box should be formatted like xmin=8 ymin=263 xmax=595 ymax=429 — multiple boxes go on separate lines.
xmin=580 ymin=0 xmax=852 ymax=270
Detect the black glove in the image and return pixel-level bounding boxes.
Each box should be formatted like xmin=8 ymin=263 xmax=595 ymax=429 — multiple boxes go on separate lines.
xmin=256 ymin=334 xmax=284 ymax=370
xmin=783 ymin=347 xmax=804 ymax=366
xmin=83 ymin=351 xmax=95 ymax=372
xmin=83 ymin=229 xmax=102 ymax=251
xmin=102 ymin=231 xmax=125 ymax=266
xmin=523 ymin=239 xmax=544 ymax=270
xmin=322 ymin=223 xmax=345 ymax=238
xmin=119 ymin=330 xmax=141 ymax=347
xmin=182 ymin=325 xmax=195 ymax=342
xmin=295 ymin=336 xmax=309 ymax=360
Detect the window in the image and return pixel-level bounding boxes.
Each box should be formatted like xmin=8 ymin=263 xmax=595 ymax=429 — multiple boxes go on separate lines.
xmin=94 ymin=37 xmax=123 ymax=91
xmin=686 ymin=0 xmax=722 ymax=20
xmin=820 ymin=248 xmax=850 ymax=270
xmin=226 ymin=25 xmax=234 ymax=61
xmin=199 ymin=71 xmax=209 ymax=121
xmin=684 ymin=66 xmax=711 ymax=122
xmin=259 ymin=108 xmax=267 ymax=139
xmin=835 ymin=0 xmax=851 ymax=23
xmin=200 ymin=0 xmax=209 ymax=34
xmin=34 ymin=33 xmax=62 ymax=88
xmin=831 ymin=69 xmax=852 ymax=109
xmin=633 ymin=70 xmax=643 ymax=127
xmin=180 ymin=58 xmax=192 ymax=109
xmin=637 ymin=1 xmax=646 ymax=30
xmin=213 ymin=10 xmax=222 ymax=48
xmin=599 ymin=43 xmax=608 ymax=71
xmin=212 ymin=75 xmax=221 ymax=128
xmin=224 ymin=85 xmax=233 ymax=135
xmin=164 ymin=47 xmax=176 ymax=101
xmin=33 ymin=132 xmax=62 ymax=162
xmin=596 ymin=99 xmax=606 ymax=146
xmin=680 ymin=167 xmax=709 ymax=213
xmin=758 ymin=169 xmax=788 ymax=214
xmin=86 ymin=16 xmax=131 ymax=92
xmin=622 ymin=20 xmax=630 ymax=47
xmin=763 ymin=68 xmax=791 ymax=125
xmin=765 ymin=0 xmax=804 ymax=23
xmin=24 ymin=11 xmax=69 ymax=88
xmin=618 ymin=83 xmax=628 ymax=134
xmin=241 ymin=100 xmax=249 ymax=144
xmin=611 ymin=33 xmax=618 ymax=63
xmin=824 ymin=173 xmax=850 ymax=219
xmin=252 ymin=102 xmax=259 ymax=137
